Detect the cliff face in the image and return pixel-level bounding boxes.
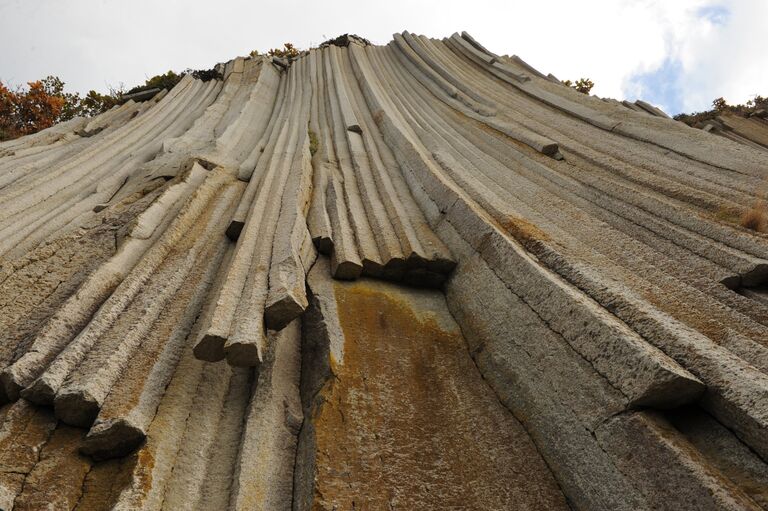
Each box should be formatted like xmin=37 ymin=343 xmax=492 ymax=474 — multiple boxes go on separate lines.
xmin=697 ymin=110 xmax=768 ymax=151
xmin=1 ymin=31 xmax=768 ymax=510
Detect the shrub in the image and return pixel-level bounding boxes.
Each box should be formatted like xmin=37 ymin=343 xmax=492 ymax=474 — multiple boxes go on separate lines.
xmin=267 ymin=43 xmax=300 ymax=59
xmin=0 ymin=63 xmax=228 ymax=142
xmin=0 ymin=64 xmax=229 ymax=142
xmin=0 ymin=78 xmax=65 ymax=140
xmin=741 ymin=199 xmax=768 ymax=233
xmin=126 ymin=70 xmax=183 ymax=95
xmin=674 ymin=95 xmax=768 ymax=126
xmin=562 ymin=78 xmax=594 ymax=94
xmin=190 ymin=68 xmax=220 ymax=82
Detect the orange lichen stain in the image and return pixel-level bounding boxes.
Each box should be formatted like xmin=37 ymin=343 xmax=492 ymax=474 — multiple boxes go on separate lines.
xmin=233 ymin=474 xmax=268 ymax=511
xmin=97 ymin=185 xmax=233 ymax=419
xmin=640 ymin=286 xmax=732 ymax=346
xmin=13 ymin=426 xmax=92 ymax=511
xmin=0 ymin=402 xmax=56 ymax=473
xmin=309 ymin=281 xmax=568 ymax=510
xmin=471 ymin=113 xmax=534 ymax=151
xmin=134 ymin=448 xmax=156 ymax=494
xmin=626 ymin=411 xmax=761 ymax=506
xmin=101 ymin=280 xmax=194 ymax=417
xmin=74 ymin=446 xmax=155 ymax=510
xmin=0 ymin=411 xmax=157 ymax=511
xmin=497 ymin=214 xmax=551 ymax=245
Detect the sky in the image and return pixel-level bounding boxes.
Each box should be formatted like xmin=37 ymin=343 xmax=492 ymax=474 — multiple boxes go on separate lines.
xmin=0 ymin=0 xmax=765 ymax=115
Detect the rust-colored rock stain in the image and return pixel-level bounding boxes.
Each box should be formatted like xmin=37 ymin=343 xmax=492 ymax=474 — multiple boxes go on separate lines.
xmin=12 ymin=426 xmax=91 ymax=510
xmin=499 ymin=214 xmax=551 ymax=245
xmin=310 ymin=281 xmax=568 ymax=510
xmin=0 ymin=181 xmax=165 ymax=402
xmin=75 ymin=448 xmax=154 ymax=510
xmin=0 ymin=402 xmax=153 ymax=511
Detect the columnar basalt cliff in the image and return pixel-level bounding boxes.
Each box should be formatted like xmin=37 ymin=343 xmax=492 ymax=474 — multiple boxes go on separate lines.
xmin=697 ymin=111 xmax=768 ymax=152
xmin=1 ymin=32 xmax=768 ymax=510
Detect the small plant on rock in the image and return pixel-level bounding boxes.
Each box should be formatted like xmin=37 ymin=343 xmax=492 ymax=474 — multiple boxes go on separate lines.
xmin=267 ymin=43 xmax=300 ymax=59
xmin=741 ymin=199 xmax=768 ymax=233
xmin=562 ymin=78 xmax=594 ymax=94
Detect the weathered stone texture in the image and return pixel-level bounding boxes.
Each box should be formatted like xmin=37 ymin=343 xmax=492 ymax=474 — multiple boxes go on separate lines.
xmin=0 ymin=31 xmax=767 ymax=510
xmin=295 ymin=260 xmax=568 ymax=510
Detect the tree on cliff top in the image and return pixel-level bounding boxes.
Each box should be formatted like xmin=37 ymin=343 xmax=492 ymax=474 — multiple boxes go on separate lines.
xmin=1 ymin=78 xmax=65 ymax=140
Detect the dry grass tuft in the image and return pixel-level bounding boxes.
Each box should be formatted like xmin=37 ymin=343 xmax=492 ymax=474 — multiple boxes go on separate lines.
xmin=741 ymin=199 xmax=768 ymax=232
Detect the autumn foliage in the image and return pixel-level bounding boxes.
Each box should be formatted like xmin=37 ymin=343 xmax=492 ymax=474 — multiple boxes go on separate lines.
xmin=0 ymin=76 xmax=121 ymax=141
xmin=0 ymin=66 xmax=227 ymax=142
xmin=0 ymin=79 xmax=65 ymax=140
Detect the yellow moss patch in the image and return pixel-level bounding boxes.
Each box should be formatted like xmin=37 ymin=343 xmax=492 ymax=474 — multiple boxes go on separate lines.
xmin=308 ymin=280 xmax=568 ymax=510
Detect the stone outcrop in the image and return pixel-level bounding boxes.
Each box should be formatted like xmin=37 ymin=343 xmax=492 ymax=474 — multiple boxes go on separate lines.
xmin=294 ymin=259 xmax=568 ymax=510
xmin=1 ymin=31 xmax=768 ymax=510
xmin=697 ymin=111 xmax=768 ymax=152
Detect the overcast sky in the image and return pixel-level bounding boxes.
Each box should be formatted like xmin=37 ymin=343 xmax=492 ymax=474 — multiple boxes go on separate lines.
xmin=1 ymin=0 xmax=765 ymax=115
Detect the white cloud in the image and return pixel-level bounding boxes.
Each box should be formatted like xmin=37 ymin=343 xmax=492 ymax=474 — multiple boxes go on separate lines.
xmin=672 ymin=0 xmax=768 ymax=112
xmin=0 ymin=0 xmax=765 ymax=114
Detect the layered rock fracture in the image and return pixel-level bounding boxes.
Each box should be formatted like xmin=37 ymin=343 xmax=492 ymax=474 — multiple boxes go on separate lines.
xmin=697 ymin=111 xmax=768 ymax=151
xmin=1 ymin=31 xmax=768 ymax=509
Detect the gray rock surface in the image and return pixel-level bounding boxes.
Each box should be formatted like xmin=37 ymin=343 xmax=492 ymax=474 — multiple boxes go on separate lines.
xmin=0 ymin=32 xmax=767 ymax=510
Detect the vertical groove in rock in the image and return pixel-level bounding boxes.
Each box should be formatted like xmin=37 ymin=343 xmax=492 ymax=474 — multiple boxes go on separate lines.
xmin=1 ymin=32 xmax=767 ymax=509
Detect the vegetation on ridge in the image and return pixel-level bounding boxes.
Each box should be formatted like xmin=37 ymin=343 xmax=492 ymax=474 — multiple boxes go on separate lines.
xmin=0 ymin=76 xmax=120 ymax=141
xmin=124 ymin=67 xmax=221 ymax=96
xmin=674 ymin=95 xmax=768 ymax=126
xmin=741 ymin=199 xmax=768 ymax=232
xmin=0 ymin=66 xmax=221 ymax=142
xmin=672 ymin=95 xmax=768 ymax=233
xmin=1 ymin=41 xmax=309 ymax=142
xmin=250 ymin=43 xmax=302 ymax=60
xmin=562 ymin=78 xmax=594 ymax=95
